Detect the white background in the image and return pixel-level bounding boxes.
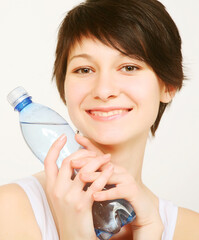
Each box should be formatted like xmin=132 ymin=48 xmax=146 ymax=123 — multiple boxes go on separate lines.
xmin=0 ymin=0 xmax=199 ymax=212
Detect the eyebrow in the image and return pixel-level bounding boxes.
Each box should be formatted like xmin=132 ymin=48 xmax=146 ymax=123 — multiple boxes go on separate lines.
xmin=68 ymin=52 xmax=143 ymax=64
xmin=68 ymin=53 xmax=94 ymax=63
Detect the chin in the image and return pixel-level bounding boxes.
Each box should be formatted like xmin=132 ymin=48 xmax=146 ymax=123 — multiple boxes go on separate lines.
xmin=83 ymin=128 xmax=134 ymax=146
xmin=93 ymin=136 xmax=123 ymax=146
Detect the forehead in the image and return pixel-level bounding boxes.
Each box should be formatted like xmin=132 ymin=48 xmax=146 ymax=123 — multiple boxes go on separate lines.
xmin=68 ymin=37 xmax=119 ymax=57
xmin=67 ymin=36 xmax=146 ymax=65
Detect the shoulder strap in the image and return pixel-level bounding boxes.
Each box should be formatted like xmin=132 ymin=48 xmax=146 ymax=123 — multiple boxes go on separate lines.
xmin=159 ymin=198 xmax=178 ymax=240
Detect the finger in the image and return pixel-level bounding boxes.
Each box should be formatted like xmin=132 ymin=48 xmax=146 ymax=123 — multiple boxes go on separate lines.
xmin=93 ymin=185 xmax=128 ymax=201
xmin=80 ymin=171 xmax=126 ymax=185
xmin=91 ymin=172 xmax=137 ymax=201
xmin=56 ymin=150 xmax=97 ymax=183
xmin=87 ymin=163 xmax=114 ymax=195
xmin=100 ymin=162 xmax=127 ymax=174
xmin=44 ymin=134 xmax=67 ymax=187
xmin=71 ymin=154 xmax=111 ymax=190
xmin=75 ymin=134 xmax=103 ymax=155
xmin=70 ymin=150 xmax=107 ymax=169
xmin=79 ymin=154 xmax=111 ymax=174
xmin=64 ymin=148 xmax=97 ymax=162
xmin=71 ymin=155 xmax=98 ymax=169
xmin=79 ymin=171 xmax=101 ymax=182
xmin=107 ymin=173 xmax=134 ymax=185
xmin=93 ymin=176 xmax=139 ymax=202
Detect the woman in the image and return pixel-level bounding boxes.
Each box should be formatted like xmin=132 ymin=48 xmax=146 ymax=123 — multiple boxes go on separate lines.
xmin=0 ymin=0 xmax=199 ymax=239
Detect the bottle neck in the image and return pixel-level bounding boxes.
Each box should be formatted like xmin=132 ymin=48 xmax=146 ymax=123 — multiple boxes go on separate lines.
xmin=15 ymin=97 xmax=32 ymax=112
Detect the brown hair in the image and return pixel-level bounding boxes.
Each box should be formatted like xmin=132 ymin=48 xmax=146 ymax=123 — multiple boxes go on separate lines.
xmin=53 ymin=0 xmax=184 ymax=136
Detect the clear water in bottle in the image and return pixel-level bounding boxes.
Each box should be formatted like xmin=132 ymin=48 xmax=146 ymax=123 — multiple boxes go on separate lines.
xmin=20 ymin=122 xmax=79 ymax=168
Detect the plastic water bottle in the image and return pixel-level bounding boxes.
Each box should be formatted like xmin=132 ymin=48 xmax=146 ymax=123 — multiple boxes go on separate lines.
xmin=7 ymin=86 xmax=136 ymax=240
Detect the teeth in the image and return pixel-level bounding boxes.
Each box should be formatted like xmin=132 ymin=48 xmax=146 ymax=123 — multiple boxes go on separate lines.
xmin=90 ymin=109 xmax=128 ymax=117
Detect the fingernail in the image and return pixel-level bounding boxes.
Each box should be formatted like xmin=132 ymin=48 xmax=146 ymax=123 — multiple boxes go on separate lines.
xmin=80 ymin=172 xmax=88 ymax=178
xmin=103 ymin=153 xmax=111 ymax=159
xmin=71 ymin=159 xmax=80 ymax=163
xmin=76 ymin=133 xmax=83 ymax=137
xmin=71 ymin=159 xmax=84 ymax=165
xmin=59 ymin=134 xmax=67 ymax=141
xmin=93 ymin=192 xmax=101 ymax=200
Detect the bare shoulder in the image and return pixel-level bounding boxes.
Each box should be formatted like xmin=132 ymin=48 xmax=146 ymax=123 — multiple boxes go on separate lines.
xmin=173 ymin=207 xmax=199 ymax=240
xmin=0 ymin=183 xmax=42 ymax=240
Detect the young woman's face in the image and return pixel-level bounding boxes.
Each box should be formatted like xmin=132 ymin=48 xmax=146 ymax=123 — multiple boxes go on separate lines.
xmin=65 ymin=38 xmax=169 ymax=146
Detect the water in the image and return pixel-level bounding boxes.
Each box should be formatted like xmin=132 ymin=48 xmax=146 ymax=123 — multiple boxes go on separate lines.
xmin=20 ymin=122 xmax=81 ymax=168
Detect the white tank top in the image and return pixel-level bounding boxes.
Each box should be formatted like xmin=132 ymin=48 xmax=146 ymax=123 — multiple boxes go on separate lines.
xmin=13 ymin=176 xmax=178 ymax=240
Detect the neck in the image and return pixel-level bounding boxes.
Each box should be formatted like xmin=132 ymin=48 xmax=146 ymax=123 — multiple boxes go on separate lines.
xmin=95 ymin=132 xmax=149 ymax=184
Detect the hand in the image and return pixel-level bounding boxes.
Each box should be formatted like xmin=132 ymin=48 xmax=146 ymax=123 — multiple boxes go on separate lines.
xmin=73 ymin=134 xmax=164 ymax=240
xmin=44 ymin=134 xmax=114 ymax=240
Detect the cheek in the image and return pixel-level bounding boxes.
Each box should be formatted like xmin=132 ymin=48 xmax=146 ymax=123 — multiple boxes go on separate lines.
xmin=64 ymin=81 xmax=88 ymax=119
xmin=127 ymin=78 xmax=160 ymax=104
xmin=126 ymin=77 xmax=161 ymax=124
xmin=65 ymin=81 xmax=82 ymax=104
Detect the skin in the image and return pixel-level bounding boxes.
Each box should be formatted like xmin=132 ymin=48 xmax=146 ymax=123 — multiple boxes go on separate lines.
xmin=0 ymin=37 xmax=199 ymax=240
xmin=47 ymin=37 xmax=170 ymax=239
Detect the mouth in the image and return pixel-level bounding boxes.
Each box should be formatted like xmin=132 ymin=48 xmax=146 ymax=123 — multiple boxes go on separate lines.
xmin=85 ymin=107 xmax=133 ymax=121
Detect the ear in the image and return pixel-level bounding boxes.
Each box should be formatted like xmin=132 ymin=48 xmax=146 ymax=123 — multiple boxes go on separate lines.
xmin=160 ymin=84 xmax=177 ymax=103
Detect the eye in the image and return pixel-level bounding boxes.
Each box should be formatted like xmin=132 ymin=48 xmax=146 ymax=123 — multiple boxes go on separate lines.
xmin=120 ymin=65 xmax=139 ymax=72
xmin=73 ymin=67 xmax=93 ymax=74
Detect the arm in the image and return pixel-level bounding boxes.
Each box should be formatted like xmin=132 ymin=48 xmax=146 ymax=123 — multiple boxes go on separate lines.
xmin=0 ymin=184 xmax=42 ymax=240
xmin=173 ymin=207 xmax=199 ymax=240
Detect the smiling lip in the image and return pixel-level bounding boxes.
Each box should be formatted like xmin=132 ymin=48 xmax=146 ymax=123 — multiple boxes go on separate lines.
xmin=86 ymin=107 xmax=133 ymax=121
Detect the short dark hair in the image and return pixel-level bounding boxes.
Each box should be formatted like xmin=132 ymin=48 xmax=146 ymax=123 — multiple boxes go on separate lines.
xmin=53 ymin=0 xmax=184 ymax=136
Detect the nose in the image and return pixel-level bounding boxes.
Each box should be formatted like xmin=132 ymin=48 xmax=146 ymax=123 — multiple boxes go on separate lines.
xmin=91 ymin=72 xmax=120 ymax=101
